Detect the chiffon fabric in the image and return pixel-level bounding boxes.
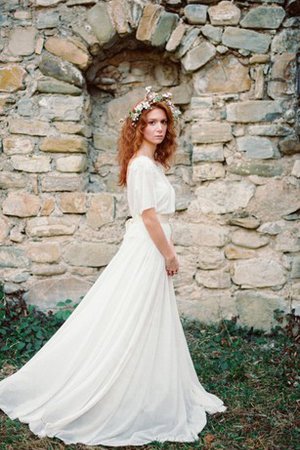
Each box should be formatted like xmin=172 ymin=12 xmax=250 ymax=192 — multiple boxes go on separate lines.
xmin=0 ymin=155 xmax=226 ymax=446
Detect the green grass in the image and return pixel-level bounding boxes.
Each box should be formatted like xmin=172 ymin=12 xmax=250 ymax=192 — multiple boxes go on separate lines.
xmin=0 ymin=290 xmax=299 ymax=450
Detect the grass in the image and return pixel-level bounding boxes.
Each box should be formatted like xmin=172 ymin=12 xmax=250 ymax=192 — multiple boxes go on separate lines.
xmin=0 ymin=291 xmax=299 ymax=450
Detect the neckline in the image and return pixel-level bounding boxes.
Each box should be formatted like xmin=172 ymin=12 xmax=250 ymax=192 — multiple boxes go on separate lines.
xmin=128 ymin=155 xmax=161 ymax=169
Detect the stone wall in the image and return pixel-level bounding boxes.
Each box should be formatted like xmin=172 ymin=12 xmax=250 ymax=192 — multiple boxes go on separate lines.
xmin=0 ymin=0 xmax=299 ymax=331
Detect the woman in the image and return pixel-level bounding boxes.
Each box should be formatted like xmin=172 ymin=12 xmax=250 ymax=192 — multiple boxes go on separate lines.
xmin=0 ymin=87 xmax=226 ymax=446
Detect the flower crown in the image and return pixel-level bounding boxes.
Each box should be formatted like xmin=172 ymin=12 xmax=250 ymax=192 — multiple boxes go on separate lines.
xmin=128 ymin=86 xmax=181 ymax=125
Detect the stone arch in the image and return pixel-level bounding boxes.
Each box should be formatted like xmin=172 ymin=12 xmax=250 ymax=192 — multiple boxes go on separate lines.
xmin=1 ymin=0 xmax=300 ymax=331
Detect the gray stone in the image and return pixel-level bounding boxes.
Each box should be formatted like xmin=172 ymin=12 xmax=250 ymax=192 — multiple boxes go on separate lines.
xmin=0 ymin=217 xmax=10 ymax=243
xmin=184 ymin=5 xmax=208 ymax=25
xmin=240 ymin=6 xmax=285 ymax=29
xmin=26 ymin=217 xmax=76 ymax=237
xmin=11 ymin=155 xmax=51 ymax=172
xmin=283 ymin=16 xmax=300 ymax=27
xmin=178 ymin=291 xmax=237 ymax=324
xmin=291 ymin=256 xmax=300 ymax=279
xmin=248 ymin=124 xmax=292 ymax=137
xmin=3 ymin=192 xmax=40 ymax=217
xmin=109 ymin=0 xmax=131 ymax=36
xmin=86 ymin=193 xmax=114 ymax=229
xmin=31 ymin=263 xmax=67 ymax=276
xmin=9 ymin=226 xmax=25 ymax=244
xmin=192 ymin=144 xmax=224 ymax=162
xmin=235 ymin=291 xmax=286 ymax=332
xmin=275 ymin=228 xmax=300 ymax=253
xmin=0 ymin=65 xmax=26 ymax=93
xmin=36 ymin=10 xmax=60 ymax=29
xmin=17 ymin=98 xmax=36 ymax=117
xmin=27 ymin=242 xmax=61 ymax=263
xmin=26 ymin=276 xmax=93 ymax=310
xmin=40 ymin=135 xmax=88 ymax=153
xmin=40 ymin=174 xmax=88 ymax=192
xmin=228 ymin=161 xmax=284 ymax=177
xmin=196 ymin=268 xmax=231 ymax=288
xmin=208 ymin=1 xmax=241 ymax=26
xmin=59 ymin=192 xmax=87 ymax=214
xmin=166 ymin=22 xmax=186 ymax=52
xmin=224 ymin=244 xmax=256 ymax=260
xmin=192 ymin=163 xmax=225 ymax=181
xmin=176 ymin=27 xmax=200 ymax=58
xmin=151 ymin=11 xmax=178 ymax=47
xmin=247 ymin=180 xmax=300 ymax=222
xmin=197 ymin=247 xmax=225 ymax=269
xmin=237 ymin=136 xmax=276 ymax=159
xmin=8 ymin=27 xmax=36 ymax=56
xmin=93 ymin=132 xmax=118 ymax=151
xmin=267 ymin=80 xmax=292 ymax=100
xmin=193 ymin=55 xmax=251 ymax=94
xmin=291 ymin=282 xmax=300 ymax=302
xmin=37 ymin=77 xmax=82 ymax=95
xmin=201 ymin=24 xmax=222 ymax=44
xmin=232 ymin=259 xmax=286 ymax=287
xmin=39 ymin=53 xmax=84 ymax=88
xmin=169 ymin=84 xmax=192 ymax=104
xmin=226 ymin=100 xmax=282 ymax=123
xmin=38 ymin=95 xmax=84 ymax=121
xmin=271 ymin=53 xmax=295 ymax=81
xmin=182 ymin=41 xmax=216 ymax=72
xmin=194 ymin=180 xmax=255 ymax=214
xmin=228 ymin=212 xmax=260 ymax=229
xmin=188 ymin=96 xmax=215 ymax=121
xmin=271 ymin=29 xmax=300 ymax=54
xmin=222 ymin=27 xmax=271 ymax=53
xmin=231 ymin=229 xmax=269 ymax=249
xmin=216 ymin=45 xmax=228 ymax=54
xmin=35 ymin=0 xmax=64 ymax=5
xmin=249 ymin=54 xmax=270 ymax=64
xmin=63 ymin=242 xmax=118 ymax=267
xmin=0 ymin=247 xmax=29 ymax=269
xmin=291 ymin=160 xmax=300 ymax=178
xmin=253 ymin=64 xmax=264 ymax=99
xmin=192 ymin=122 xmax=232 ymax=144
xmin=154 ymin=63 xmax=179 ymax=86
xmin=0 ymin=172 xmax=31 ymax=189
xmin=173 ymin=222 xmax=229 ymax=247
xmin=258 ymin=221 xmax=283 ymax=235
xmin=87 ymin=3 xmax=117 ymax=47
xmin=3 ymin=136 xmax=34 ymax=155
xmin=9 ymin=117 xmax=51 ymax=136
xmin=279 ymin=136 xmax=300 ymax=155
xmin=136 ymin=4 xmax=162 ymax=43
xmin=56 ymin=155 xmax=87 ymax=173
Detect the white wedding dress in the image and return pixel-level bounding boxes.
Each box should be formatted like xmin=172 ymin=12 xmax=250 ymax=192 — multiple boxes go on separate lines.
xmin=0 ymin=155 xmax=226 ymax=446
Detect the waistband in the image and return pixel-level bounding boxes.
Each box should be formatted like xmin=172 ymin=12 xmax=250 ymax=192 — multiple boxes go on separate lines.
xmin=126 ymin=213 xmax=172 ymax=224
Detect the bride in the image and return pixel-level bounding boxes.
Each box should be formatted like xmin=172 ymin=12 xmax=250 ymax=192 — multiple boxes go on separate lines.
xmin=0 ymin=86 xmax=226 ymax=446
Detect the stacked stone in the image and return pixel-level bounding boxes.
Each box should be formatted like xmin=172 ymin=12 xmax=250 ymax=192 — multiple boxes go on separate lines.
xmin=0 ymin=0 xmax=299 ymax=331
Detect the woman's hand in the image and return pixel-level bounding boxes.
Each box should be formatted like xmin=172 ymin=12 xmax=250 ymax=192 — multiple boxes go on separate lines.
xmin=165 ymin=239 xmax=179 ymax=277
xmin=165 ymin=253 xmax=179 ymax=277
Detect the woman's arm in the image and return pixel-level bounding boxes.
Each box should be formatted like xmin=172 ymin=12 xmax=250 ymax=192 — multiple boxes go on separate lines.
xmin=141 ymin=208 xmax=179 ymax=275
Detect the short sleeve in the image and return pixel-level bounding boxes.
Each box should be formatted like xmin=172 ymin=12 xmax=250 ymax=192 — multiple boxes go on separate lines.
xmin=129 ymin=159 xmax=157 ymax=214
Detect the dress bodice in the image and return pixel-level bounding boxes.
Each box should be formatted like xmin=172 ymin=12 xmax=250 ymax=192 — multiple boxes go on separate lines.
xmin=126 ymin=156 xmax=175 ymax=217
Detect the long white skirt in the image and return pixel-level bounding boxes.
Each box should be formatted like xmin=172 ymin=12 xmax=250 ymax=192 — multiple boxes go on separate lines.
xmin=0 ymin=217 xmax=226 ymax=446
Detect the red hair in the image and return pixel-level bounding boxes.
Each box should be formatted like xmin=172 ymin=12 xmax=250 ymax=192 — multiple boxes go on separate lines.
xmin=117 ymin=101 xmax=178 ymax=186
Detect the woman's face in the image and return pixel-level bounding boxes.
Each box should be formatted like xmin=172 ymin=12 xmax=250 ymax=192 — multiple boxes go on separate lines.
xmin=141 ymin=107 xmax=168 ymax=147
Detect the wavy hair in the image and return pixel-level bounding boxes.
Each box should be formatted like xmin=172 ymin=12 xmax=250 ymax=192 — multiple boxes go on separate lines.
xmin=117 ymin=101 xmax=177 ymax=186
